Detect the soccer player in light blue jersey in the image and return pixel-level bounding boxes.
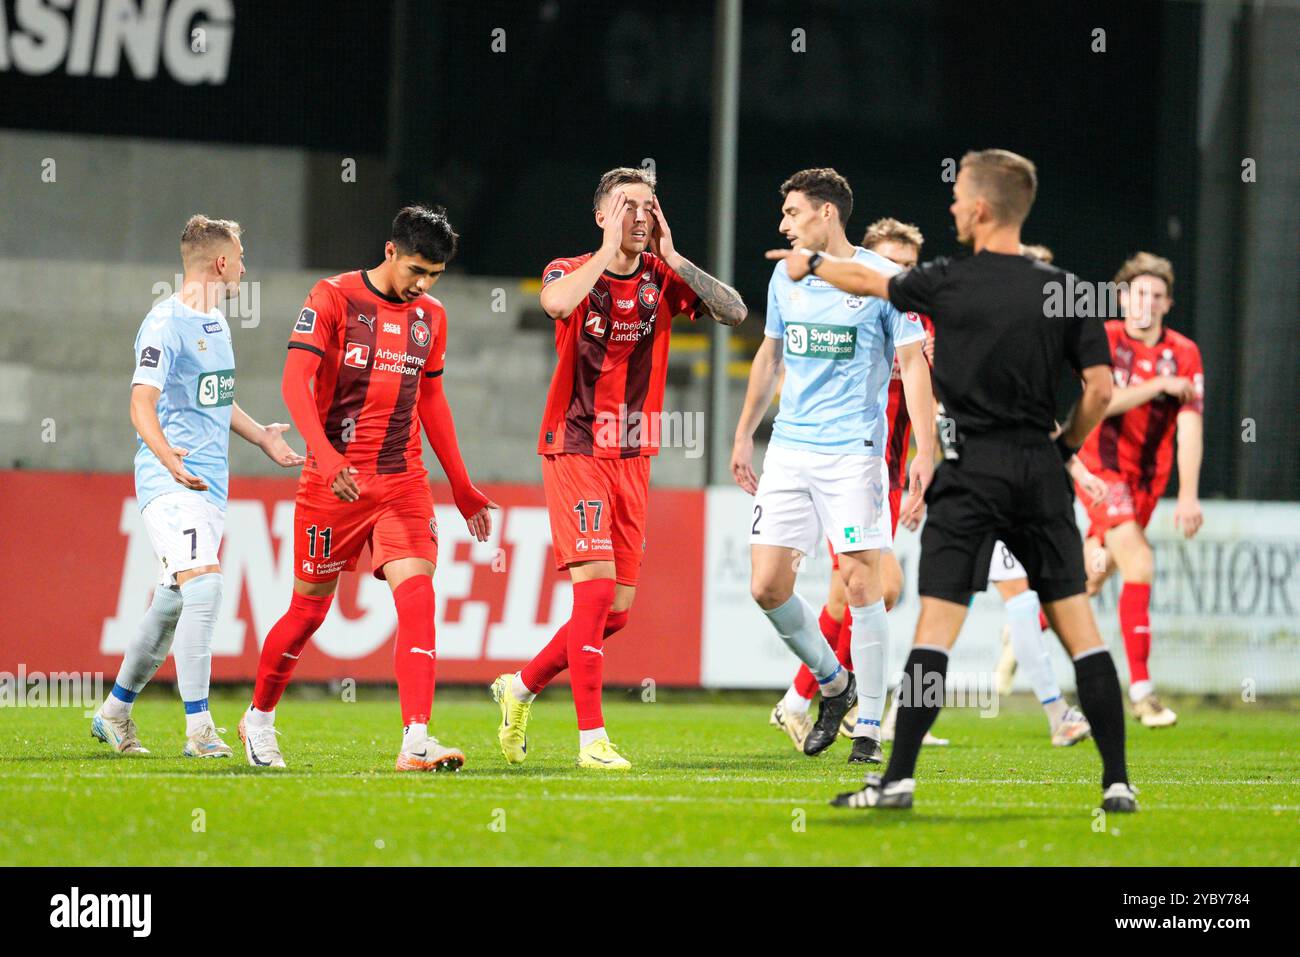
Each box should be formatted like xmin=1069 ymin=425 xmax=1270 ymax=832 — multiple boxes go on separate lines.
xmin=732 ymin=169 xmax=935 ymax=763
xmin=92 ymin=215 xmax=304 ymax=758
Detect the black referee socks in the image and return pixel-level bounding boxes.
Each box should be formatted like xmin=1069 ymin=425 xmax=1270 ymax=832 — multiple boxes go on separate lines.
xmin=1072 ymin=648 xmax=1130 ymax=788
xmin=882 ymin=647 xmax=949 ymax=784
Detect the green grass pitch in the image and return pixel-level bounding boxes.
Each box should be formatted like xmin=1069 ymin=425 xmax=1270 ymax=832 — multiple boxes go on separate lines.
xmin=2 ymin=688 xmax=1295 ymax=866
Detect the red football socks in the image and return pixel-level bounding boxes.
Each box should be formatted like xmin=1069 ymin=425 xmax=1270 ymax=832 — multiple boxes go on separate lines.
xmin=1118 ymin=582 xmax=1152 ymax=684
xmin=521 ymin=600 xmax=628 ymax=694
xmin=835 ymin=605 xmax=854 ymax=667
xmin=393 ymin=576 xmax=437 ymax=726
xmin=252 ymin=592 xmax=333 ymax=712
xmin=564 ymin=579 xmax=615 ymax=730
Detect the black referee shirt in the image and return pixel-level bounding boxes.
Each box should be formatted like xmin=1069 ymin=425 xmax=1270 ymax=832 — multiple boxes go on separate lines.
xmin=887 ymin=251 xmax=1111 ymax=437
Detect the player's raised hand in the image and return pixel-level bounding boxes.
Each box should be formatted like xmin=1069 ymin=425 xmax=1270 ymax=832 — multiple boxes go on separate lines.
xmin=466 ymin=500 xmax=499 ymax=542
xmin=923 ymin=333 xmax=936 ymax=366
xmin=330 ymin=464 xmax=361 ymax=503
xmin=1173 ymin=494 xmax=1203 ymax=539
xmin=599 ymin=189 xmax=629 ymax=253
xmin=166 ymin=448 xmax=208 ymax=492
xmin=764 ymin=247 xmax=812 ymax=281
xmin=260 ymin=423 xmax=306 ymax=468
xmin=730 ymin=435 xmax=759 ymax=495
xmin=649 ymin=196 xmax=675 ymax=261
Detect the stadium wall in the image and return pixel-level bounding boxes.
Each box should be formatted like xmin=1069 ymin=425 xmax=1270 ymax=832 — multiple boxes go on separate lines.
xmin=0 ymin=258 xmax=721 ymax=487
xmin=2 ymin=471 xmax=1295 ymax=695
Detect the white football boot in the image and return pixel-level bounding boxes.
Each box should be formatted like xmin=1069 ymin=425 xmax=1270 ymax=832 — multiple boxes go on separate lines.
xmin=1050 ymin=706 xmax=1092 ymax=747
xmin=91 ymin=707 xmax=149 ymax=754
xmin=183 ymin=723 xmax=233 ymax=758
xmin=395 ymin=736 xmax=465 ymax=772
xmin=1132 ymin=693 xmax=1177 ymax=728
xmin=770 ymin=701 xmax=813 ymax=752
xmin=238 ymin=714 xmax=286 ymax=768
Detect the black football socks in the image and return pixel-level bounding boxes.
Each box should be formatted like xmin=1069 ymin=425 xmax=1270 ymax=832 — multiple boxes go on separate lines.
xmin=1072 ymin=647 xmax=1130 ymax=788
xmin=881 ymin=646 xmax=948 ymax=785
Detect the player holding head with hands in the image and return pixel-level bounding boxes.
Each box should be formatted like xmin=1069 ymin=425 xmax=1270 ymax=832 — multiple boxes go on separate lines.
xmin=491 ymin=166 xmax=746 ymax=771
xmin=93 ymin=215 xmax=304 ymax=758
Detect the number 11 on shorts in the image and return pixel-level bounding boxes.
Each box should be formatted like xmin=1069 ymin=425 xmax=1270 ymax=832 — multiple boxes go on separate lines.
xmin=306 ymin=524 xmax=333 ymax=559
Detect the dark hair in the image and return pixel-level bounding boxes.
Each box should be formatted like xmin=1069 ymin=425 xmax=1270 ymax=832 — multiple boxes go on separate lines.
xmin=391 ymin=205 xmax=459 ymax=264
xmin=780 ymin=168 xmax=853 ymax=225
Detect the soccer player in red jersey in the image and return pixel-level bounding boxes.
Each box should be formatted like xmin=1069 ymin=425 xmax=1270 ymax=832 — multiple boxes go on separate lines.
xmin=490 ymin=166 xmax=747 ymax=770
xmin=771 ymin=218 xmax=941 ymax=751
xmin=238 ymin=206 xmax=496 ymax=771
xmin=1076 ymin=252 xmax=1203 ymax=728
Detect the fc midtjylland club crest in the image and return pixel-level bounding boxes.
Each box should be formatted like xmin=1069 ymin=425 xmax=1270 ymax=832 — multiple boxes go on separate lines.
xmin=638 ymin=283 xmax=660 ymax=308
xmin=411 ymin=319 xmax=431 ymax=347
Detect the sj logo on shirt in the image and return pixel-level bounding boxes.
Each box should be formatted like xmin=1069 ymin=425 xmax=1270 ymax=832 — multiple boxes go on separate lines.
xmin=785 ymin=323 xmax=856 ymax=359
xmin=196 ymin=369 xmax=236 ymax=408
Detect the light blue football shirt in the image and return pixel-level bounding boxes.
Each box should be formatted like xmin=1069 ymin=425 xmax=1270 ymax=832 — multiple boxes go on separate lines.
xmin=131 ymin=295 xmax=236 ymax=511
xmin=765 ymin=247 xmax=925 ymax=455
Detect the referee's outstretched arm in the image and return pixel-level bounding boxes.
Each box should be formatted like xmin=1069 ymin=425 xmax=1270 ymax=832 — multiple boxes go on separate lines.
xmin=763 ymin=247 xmax=887 ymax=298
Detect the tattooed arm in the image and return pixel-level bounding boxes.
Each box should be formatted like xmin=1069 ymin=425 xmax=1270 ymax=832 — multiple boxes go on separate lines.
xmin=671 ymin=257 xmax=748 ymax=326
xmin=649 ymin=197 xmax=747 ymax=326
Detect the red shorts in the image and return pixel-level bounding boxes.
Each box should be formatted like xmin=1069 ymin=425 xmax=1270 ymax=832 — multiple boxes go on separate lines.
xmin=1078 ymin=470 xmax=1159 ymax=542
xmin=541 ymin=453 xmax=650 ymax=586
xmin=830 ymin=487 xmax=902 ymax=569
xmin=294 ymin=470 xmax=438 ymax=582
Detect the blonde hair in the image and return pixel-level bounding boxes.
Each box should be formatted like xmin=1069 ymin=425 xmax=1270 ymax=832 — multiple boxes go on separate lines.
xmin=862 ymin=217 xmax=924 ymax=251
xmin=960 ymin=149 xmax=1038 ymax=225
xmin=180 ymin=214 xmax=241 ymax=270
xmin=1021 ymin=243 xmax=1054 ymax=263
xmin=1114 ymin=251 xmax=1174 ymax=293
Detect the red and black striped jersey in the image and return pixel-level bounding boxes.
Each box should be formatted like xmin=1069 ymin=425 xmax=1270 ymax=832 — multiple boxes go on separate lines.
xmin=287 ymin=270 xmax=446 ymax=476
xmin=1079 ymin=321 xmax=1203 ymax=493
xmin=536 ymin=251 xmax=700 ymax=458
xmin=884 ymin=312 xmax=935 ymax=490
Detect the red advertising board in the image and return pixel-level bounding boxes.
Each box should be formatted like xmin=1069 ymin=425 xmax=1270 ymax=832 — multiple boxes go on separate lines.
xmin=0 ymin=471 xmax=704 ymax=687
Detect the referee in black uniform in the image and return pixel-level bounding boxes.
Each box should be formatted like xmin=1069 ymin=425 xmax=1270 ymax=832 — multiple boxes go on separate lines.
xmin=766 ymin=149 xmax=1136 ymax=813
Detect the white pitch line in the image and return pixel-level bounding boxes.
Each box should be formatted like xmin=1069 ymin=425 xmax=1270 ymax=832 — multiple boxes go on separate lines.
xmin=0 ymin=782 xmax=1293 ymax=814
xmin=1 ymin=771 xmax=1296 ymax=787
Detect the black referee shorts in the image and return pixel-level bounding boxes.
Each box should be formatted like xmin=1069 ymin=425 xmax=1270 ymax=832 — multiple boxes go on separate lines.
xmin=918 ymin=431 xmax=1087 ymax=605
